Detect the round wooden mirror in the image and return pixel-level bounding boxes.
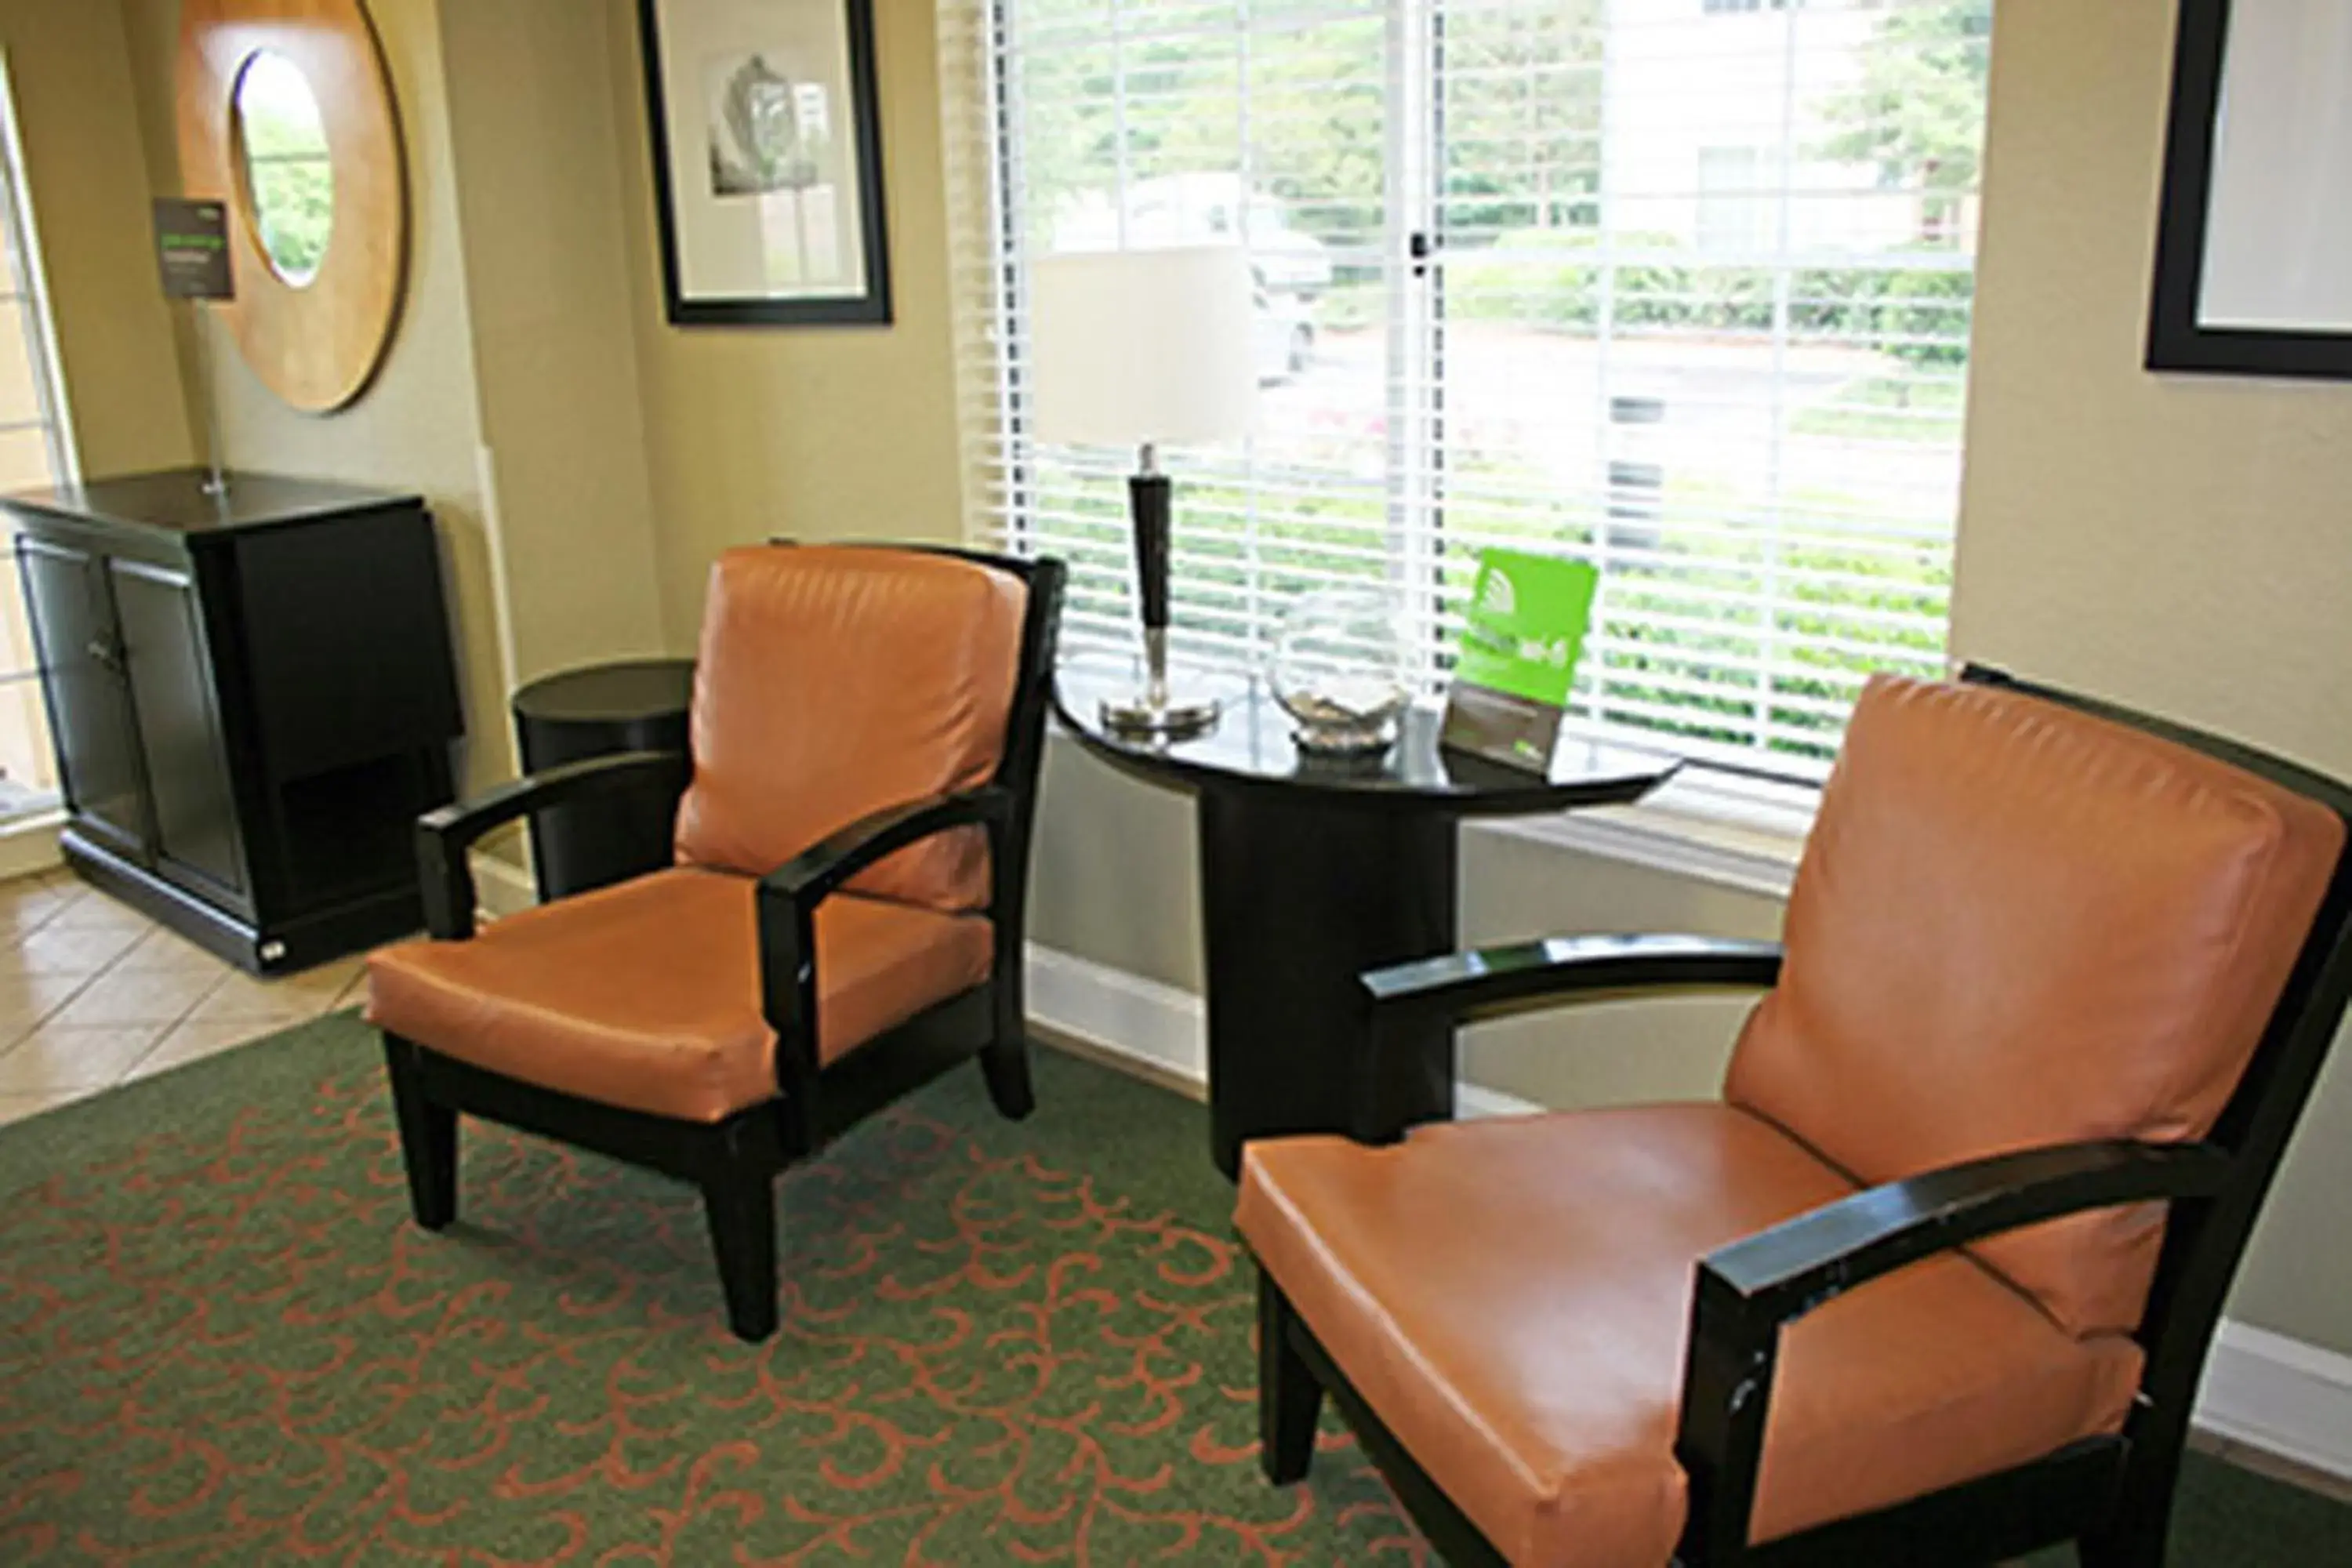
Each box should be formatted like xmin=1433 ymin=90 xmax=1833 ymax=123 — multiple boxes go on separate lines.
xmin=176 ymin=0 xmax=407 ymax=413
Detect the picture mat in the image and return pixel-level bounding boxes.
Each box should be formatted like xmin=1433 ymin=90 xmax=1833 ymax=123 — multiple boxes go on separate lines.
xmin=652 ymin=0 xmax=869 ymax=303
xmin=2196 ymin=0 xmax=2352 ymax=333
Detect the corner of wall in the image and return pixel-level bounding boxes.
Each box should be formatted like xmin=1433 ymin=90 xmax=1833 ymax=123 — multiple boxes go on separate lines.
xmin=437 ymin=0 xmax=672 ymax=683
xmin=6 ymin=0 xmax=197 ymax=477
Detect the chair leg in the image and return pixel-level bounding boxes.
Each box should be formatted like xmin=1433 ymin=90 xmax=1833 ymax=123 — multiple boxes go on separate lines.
xmin=382 ymin=1035 xmax=457 ymax=1230
xmin=1259 ymin=1268 xmax=1324 ymax=1485
xmin=982 ymin=977 xmax=1036 ymax=1120
xmin=701 ymin=1167 xmax=779 ymax=1343
xmin=2079 ymin=1510 xmax=2169 ymax=1568
xmin=2079 ymin=1441 xmax=2182 ymax=1568
xmin=982 ymin=1038 xmax=1035 ymax=1120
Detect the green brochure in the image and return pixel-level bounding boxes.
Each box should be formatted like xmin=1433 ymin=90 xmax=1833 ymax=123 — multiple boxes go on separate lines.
xmin=1440 ymin=547 xmax=1599 ymax=771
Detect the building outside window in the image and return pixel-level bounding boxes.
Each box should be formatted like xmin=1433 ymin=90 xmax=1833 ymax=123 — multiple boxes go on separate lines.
xmin=949 ymin=0 xmax=1993 ymax=782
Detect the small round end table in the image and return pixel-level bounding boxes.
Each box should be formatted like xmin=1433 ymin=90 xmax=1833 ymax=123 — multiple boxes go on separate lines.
xmin=511 ymin=659 xmax=695 ymax=901
xmin=1054 ymin=657 xmax=1681 ymax=1178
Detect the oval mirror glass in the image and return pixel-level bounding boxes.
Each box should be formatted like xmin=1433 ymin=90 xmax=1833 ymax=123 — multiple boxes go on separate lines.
xmin=233 ymin=51 xmax=332 ymax=286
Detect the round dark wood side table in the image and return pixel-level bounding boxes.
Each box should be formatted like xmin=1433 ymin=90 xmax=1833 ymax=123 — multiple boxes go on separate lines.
xmin=510 ymin=659 xmax=695 ymax=901
xmin=1054 ymin=659 xmax=1681 ymax=1178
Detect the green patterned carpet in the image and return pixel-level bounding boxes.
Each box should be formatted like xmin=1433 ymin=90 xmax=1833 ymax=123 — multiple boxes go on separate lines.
xmin=0 ymin=1014 xmax=2343 ymax=1565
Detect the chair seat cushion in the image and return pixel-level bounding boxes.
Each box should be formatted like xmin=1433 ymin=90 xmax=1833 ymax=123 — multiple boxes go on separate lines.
xmin=366 ymin=867 xmax=993 ymax=1123
xmin=1235 ymin=1106 xmax=2144 ymax=1567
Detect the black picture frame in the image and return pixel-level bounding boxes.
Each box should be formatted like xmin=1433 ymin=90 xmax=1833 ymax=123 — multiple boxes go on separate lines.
xmin=2147 ymin=0 xmax=2352 ymax=379
xmin=636 ymin=0 xmax=893 ymax=328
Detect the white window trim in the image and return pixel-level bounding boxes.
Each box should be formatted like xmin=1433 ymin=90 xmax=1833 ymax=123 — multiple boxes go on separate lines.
xmin=0 ymin=49 xmax=79 ymax=487
xmin=1475 ymin=761 xmax=1812 ymax=898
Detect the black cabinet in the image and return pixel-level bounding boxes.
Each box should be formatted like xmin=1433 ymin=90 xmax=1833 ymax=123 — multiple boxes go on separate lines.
xmin=4 ymin=468 xmax=464 ymax=973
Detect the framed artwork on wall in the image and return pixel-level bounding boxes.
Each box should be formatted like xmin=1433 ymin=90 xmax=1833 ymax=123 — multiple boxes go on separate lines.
xmin=637 ymin=0 xmax=891 ymax=327
xmin=2147 ymin=0 xmax=2352 ymax=379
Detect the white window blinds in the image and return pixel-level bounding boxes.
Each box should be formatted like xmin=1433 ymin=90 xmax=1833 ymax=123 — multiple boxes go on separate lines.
xmin=942 ymin=0 xmax=1991 ymax=780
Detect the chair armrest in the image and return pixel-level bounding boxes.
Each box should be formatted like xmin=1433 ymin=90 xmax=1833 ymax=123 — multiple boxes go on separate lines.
xmin=752 ymin=786 xmax=1015 ymax=1102
xmin=1699 ymin=1138 xmax=2233 ymax=1328
xmin=416 ymin=750 xmax=690 ymax=940
xmin=758 ymin=786 xmax=1014 ymax=914
xmin=1351 ymin=936 xmax=1784 ymax=1143
xmin=1671 ymin=1137 xmax=2234 ymax=1560
xmin=1363 ymin=934 xmax=1785 ymax=1025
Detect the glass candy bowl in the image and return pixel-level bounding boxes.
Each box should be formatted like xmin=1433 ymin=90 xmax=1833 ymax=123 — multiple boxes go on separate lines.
xmin=1269 ymin=589 xmax=1413 ymax=754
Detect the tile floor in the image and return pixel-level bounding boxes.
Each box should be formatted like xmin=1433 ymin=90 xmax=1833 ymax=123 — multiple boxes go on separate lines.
xmin=0 ymin=866 xmax=367 ymax=1129
xmin=0 ymin=866 xmax=2347 ymax=1514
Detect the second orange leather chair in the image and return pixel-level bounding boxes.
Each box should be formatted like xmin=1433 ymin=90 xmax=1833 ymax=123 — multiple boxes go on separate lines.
xmin=367 ymin=543 xmax=1063 ymax=1341
xmin=1240 ymin=669 xmax=2352 ymax=1566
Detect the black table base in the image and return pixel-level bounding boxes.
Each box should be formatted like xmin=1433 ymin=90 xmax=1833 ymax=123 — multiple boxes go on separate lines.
xmin=1199 ymin=792 xmax=1455 ymax=1178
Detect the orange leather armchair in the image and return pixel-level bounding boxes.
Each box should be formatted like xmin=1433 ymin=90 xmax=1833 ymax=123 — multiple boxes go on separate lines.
xmin=1237 ymin=669 xmax=2352 ymax=1566
xmin=367 ymin=543 xmax=1063 ymax=1341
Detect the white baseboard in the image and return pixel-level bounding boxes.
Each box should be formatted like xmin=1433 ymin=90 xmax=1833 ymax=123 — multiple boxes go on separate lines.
xmin=0 ymin=811 xmax=64 ymax=883
xmin=1025 ymin=942 xmax=2352 ymax=1482
xmin=1024 ymin=942 xmax=1541 ymax=1123
xmin=1021 ymin=945 xmax=1571 ymax=1128
xmin=1457 ymin=1080 xmax=1544 ymax=1119
xmin=2195 ymin=1321 xmax=2352 ymax=1479
xmin=468 ymin=849 xmax=539 ymax=920
xmin=1027 ymin=943 xmax=1203 ymax=1084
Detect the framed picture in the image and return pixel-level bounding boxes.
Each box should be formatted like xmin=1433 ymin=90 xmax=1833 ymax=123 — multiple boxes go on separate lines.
xmin=2147 ymin=0 xmax=2352 ymax=379
xmin=637 ymin=0 xmax=891 ymax=327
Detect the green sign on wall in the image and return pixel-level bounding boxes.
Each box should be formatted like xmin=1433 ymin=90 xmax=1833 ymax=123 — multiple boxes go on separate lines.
xmin=153 ymin=198 xmax=234 ymax=301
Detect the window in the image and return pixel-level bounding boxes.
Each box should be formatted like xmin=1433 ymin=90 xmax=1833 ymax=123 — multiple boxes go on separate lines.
xmin=949 ymin=0 xmax=1991 ymax=781
xmin=1695 ymin=146 xmax=1769 ymax=254
xmin=0 ymin=59 xmax=70 ymax=822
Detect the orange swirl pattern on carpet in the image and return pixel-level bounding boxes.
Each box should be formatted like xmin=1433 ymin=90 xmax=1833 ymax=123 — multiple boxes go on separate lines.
xmin=0 ymin=1018 xmax=1428 ymax=1565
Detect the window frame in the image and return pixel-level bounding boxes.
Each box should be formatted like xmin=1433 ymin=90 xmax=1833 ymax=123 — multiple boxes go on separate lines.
xmin=958 ymin=0 xmax=1985 ymax=795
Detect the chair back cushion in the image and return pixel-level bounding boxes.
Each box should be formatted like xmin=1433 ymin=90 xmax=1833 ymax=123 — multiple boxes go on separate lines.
xmin=673 ymin=545 xmax=1025 ymax=911
xmin=1725 ymin=675 xmax=2343 ymax=1338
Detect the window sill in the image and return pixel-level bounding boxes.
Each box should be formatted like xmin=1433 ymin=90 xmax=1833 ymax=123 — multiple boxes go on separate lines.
xmin=1472 ymin=768 xmax=1814 ymax=899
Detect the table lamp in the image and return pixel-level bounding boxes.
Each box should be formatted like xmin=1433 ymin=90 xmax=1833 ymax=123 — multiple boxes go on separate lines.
xmin=1029 ymin=245 xmax=1260 ymax=739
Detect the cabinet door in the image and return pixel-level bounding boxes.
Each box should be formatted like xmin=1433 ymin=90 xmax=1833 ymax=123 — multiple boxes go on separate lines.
xmin=15 ymin=535 xmax=149 ymax=859
xmin=109 ymin=558 xmax=248 ymax=906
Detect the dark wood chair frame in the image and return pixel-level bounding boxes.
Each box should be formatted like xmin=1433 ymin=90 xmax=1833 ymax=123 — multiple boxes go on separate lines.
xmin=379 ymin=546 xmax=1065 ymax=1343
xmin=1254 ymin=665 xmax=2352 ymax=1567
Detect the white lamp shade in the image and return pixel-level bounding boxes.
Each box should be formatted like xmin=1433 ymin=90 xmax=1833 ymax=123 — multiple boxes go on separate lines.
xmin=1027 ymin=246 xmax=1261 ymax=448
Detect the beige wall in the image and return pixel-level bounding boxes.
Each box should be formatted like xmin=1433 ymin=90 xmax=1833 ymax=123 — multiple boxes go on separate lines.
xmin=604 ymin=0 xmax=966 ymax=643
xmin=1952 ymin=1 xmax=2352 ymax=1358
xmin=1457 ymin=827 xmax=1781 ymax=1109
xmin=440 ymin=0 xmax=668 ymax=684
xmin=0 ymin=0 xmax=191 ymax=478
